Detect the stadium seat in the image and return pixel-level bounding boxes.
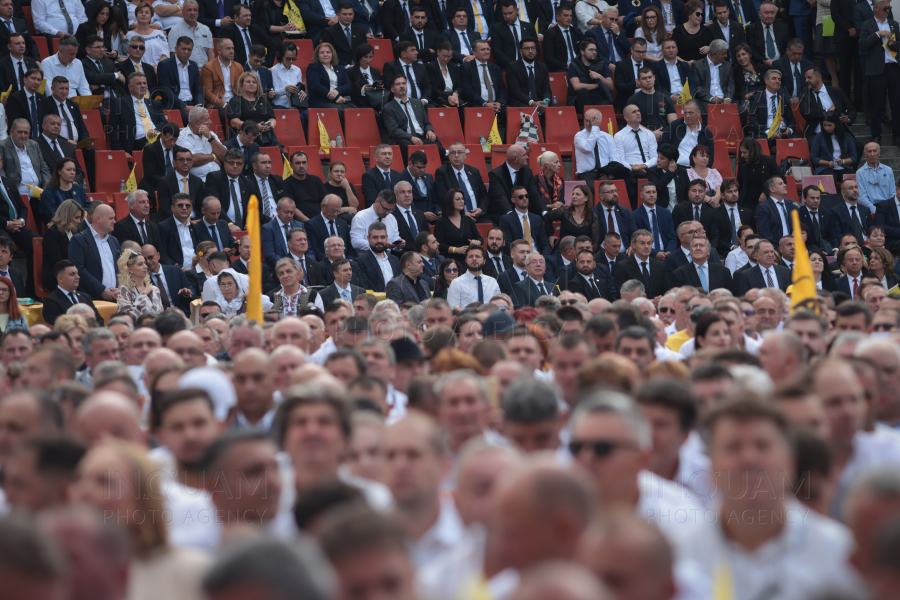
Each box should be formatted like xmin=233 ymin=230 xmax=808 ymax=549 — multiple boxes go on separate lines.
xmin=418 ymin=144 xmax=443 ymax=176
xmin=526 ymin=143 xmax=564 ymax=179
xmin=94 ymin=151 xmax=131 ymax=195
xmin=712 ymin=140 xmax=735 ymax=177
xmin=775 ymin=138 xmax=810 ymax=165
xmin=52 ymin=38 xmax=60 ymax=54
xmin=544 ymin=106 xmax=579 ymax=158
xmin=345 ymin=109 xmax=382 ymax=159
xmin=585 ymin=105 xmax=619 ymax=134
xmin=328 ymin=147 xmax=366 ymax=196
xmin=428 ymin=108 xmax=464 ymax=148
xmin=113 ymin=193 xmax=130 ymax=221
xmin=81 ymin=110 xmax=107 ymax=150
xmin=506 ymin=107 xmax=544 ymax=144
xmin=548 ymin=73 xmax=568 ymax=106
xmin=35 ymin=36 xmax=48 ymax=60
xmin=294 ymin=40 xmax=315 ymax=78
xmin=164 ymin=110 xmax=184 ymax=128
xmin=367 ymin=40 xmax=393 ymax=72
xmin=310 ymin=109 xmax=343 ymax=154
xmin=23 ymin=6 xmax=34 ymax=34
xmin=464 ymin=108 xmax=499 ymax=149
xmin=284 ymin=145 xmax=325 ymax=180
xmin=636 ymin=179 xmax=647 ymax=207
xmin=208 ymin=109 xmax=225 ymax=140
xmin=756 ymin=139 xmax=770 ymax=155
xmin=707 ymin=106 xmax=744 ymax=150
xmin=785 ymin=175 xmax=799 ymax=202
xmin=802 ymin=175 xmax=836 ymax=194
xmin=476 ymin=223 xmax=493 ymax=240
xmin=33 ymin=238 xmax=49 ymax=298
xmin=86 ymin=193 xmax=110 ymax=207
xmin=792 ymin=104 xmax=806 ymax=134
xmin=463 ymin=144 xmax=489 ymax=184
xmin=274 ymin=109 xmax=308 ymax=147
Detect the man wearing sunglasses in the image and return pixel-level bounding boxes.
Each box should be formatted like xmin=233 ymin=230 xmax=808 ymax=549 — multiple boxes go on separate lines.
xmin=115 ymin=35 xmax=157 ymax=96
xmin=498 ymin=185 xmax=551 ymax=256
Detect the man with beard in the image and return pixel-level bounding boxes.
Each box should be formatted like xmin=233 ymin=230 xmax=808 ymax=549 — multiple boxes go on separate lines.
xmin=447 ymin=245 xmax=500 ymax=309
xmin=482 ymin=228 xmax=512 ymax=279
xmin=355 ymin=222 xmax=402 ymax=294
xmin=415 ymin=231 xmax=444 ymax=284
xmin=566 ymin=250 xmax=611 ymax=301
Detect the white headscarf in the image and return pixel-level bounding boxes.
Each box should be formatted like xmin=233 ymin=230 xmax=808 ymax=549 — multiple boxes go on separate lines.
xmin=179 ymin=367 xmax=237 ymax=421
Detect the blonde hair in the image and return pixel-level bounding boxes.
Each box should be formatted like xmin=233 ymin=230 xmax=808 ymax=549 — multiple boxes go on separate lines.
xmin=53 ymin=314 xmax=89 ymax=335
xmin=191 ymin=241 xmax=218 ymax=269
xmin=117 ymin=249 xmax=150 ymax=288
xmin=49 ymin=199 xmax=86 ymax=234
xmin=537 ymin=151 xmax=559 ymax=168
xmin=236 ymin=71 xmax=263 ymax=100
xmin=314 ymin=42 xmax=340 ymax=66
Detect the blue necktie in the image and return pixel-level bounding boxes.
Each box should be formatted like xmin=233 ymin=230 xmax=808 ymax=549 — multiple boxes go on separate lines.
xmin=777 ymin=201 xmax=789 ymax=236
xmin=217 ymin=0 xmax=224 ymax=18
xmin=383 ymin=171 xmax=391 ymax=190
xmin=475 ymin=275 xmax=484 ymax=303
xmin=405 ymin=209 xmax=418 ymax=236
xmin=765 ymin=25 xmax=776 ymax=59
xmin=209 ymin=224 xmax=221 ymax=250
xmin=29 ymin=95 xmax=38 ymax=138
xmin=607 ymin=30 xmax=616 ymax=62
xmin=649 ymin=207 xmax=660 ymax=251
xmin=164 ymin=149 xmax=174 ymax=174
xmin=458 ymin=172 xmax=475 ymax=212
xmin=697 ymin=264 xmax=708 ymax=292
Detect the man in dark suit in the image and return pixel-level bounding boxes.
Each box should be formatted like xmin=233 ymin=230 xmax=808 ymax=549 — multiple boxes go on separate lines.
xmin=157 ymin=192 xmax=200 ymax=270
xmin=386 ymin=252 xmax=432 ymax=304
xmin=593 ymin=233 xmax=625 ymax=295
xmin=754 ymin=175 xmax=798 ymax=244
xmin=439 ymin=8 xmax=481 ymax=63
xmin=860 ymin=0 xmax=900 ymax=145
xmin=320 ymin=3 xmax=369 ymax=66
xmin=82 ymin=35 xmax=126 ymax=101
xmin=221 ymin=4 xmax=274 ymax=67
xmin=0 ymin=235 xmax=25 ymax=297
xmin=614 ymin=38 xmax=649 ymax=113
xmin=381 ymin=74 xmax=444 ymax=164
xmin=799 ymin=184 xmax=840 ymax=251
xmin=157 ymin=147 xmax=205 ymax=222
xmin=246 ymin=44 xmax=275 ymax=95
xmin=115 ymin=37 xmax=158 ymax=95
xmin=659 ymin=103 xmax=715 ymax=167
xmin=715 ymin=179 xmax=754 ymax=255
xmin=223 ymin=121 xmax=260 ymax=178
xmin=384 ymin=42 xmax=433 ymax=105
xmin=245 ymin=149 xmax=284 ymax=225
xmin=461 ymin=39 xmax=507 ymax=115
xmin=379 ymin=0 xmax=416 ymax=43
xmin=482 ymin=227 xmax=511 ymax=278
xmin=505 ymin=39 xmax=551 ymax=110
xmin=362 ymin=144 xmax=405 ymax=207
xmin=37 ymin=113 xmax=84 ymax=185
xmin=875 ymin=193 xmax=900 ymax=250
xmin=68 ymin=204 xmax=121 ymax=301
xmin=434 ymin=141 xmax=488 ymax=221
xmin=512 ymin=251 xmax=558 ymax=308
xmin=413 ymin=229 xmax=444 ymax=279
xmin=672 ymin=180 xmax=729 ymax=256
xmin=587 ymin=9 xmax=631 ymax=66
xmin=261 ymin=197 xmax=305 ymax=269
xmin=736 ymin=238 xmax=792 ymax=294
xmin=142 ymin=244 xmax=193 ymax=312
xmin=108 ymin=72 xmax=167 ymax=152
xmin=797 ymin=67 xmax=857 ymax=141
xmin=690 ymin=41 xmax=734 ymax=114
xmin=228 ymin=235 xmax=278 ymax=294
xmin=196 ymin=0 xmax=240 ymax=34
xmin=0 ymin=33 xmax=38 ymax=93
xmin=594 ymin=181 xmax=638 ymax=250
xmin=139 ymin=123 xmax=179 ymax=209
xmin=613 ymin=230 xmax=668 ymax=298
xmin=204 ymin=148 xmax=253 ymax=230
xmin=747 ymin=69 xmax=797 ymax=142
xmin=284 ymin=228 xmax=323 ymax=287
xmin=112 ymin=190 xmax=166 ymax=260
xmin=6 ymin=68 xmax=47 ymax=139
xmin=399 ymin=5 xmax=440 ymax=63
xmin=835 ymin=246 xmax=868 ymax=299
xmin=399 ymin=150 xmax=439 ymax=218
xmin=0 ymin=0 xmax=38 ymax=61
xmin=832 ymin=178 xmax=874 ymax=247
xmin=728 ymin=0 xmax=757 ymax=25
xmin=487 ymin=144 xmax=532 ymax=222
xmin=42 ymin=260 xmax=105 ymax=326
xmin=543 ymin=3 xmax=582 ymax=72
xmin=632 ymin=181 xmax=678 ymax=260
xmin=670 ymin=236 xmax=734 ymax=293
xmin=394 ymin=181 xmax=431 ymax=252
xmin=744 ymin=2 xmax=790 ymax=67
xmin=498 ymin=184 xmax=551 ymax=255
xmin=772 ymin=39 xmax=815 ymax=100
xmin=195 ymin=196 xmax=237 ymax=253
xmin=656 ymin=42 xmax=697 ymax=106
xmin=157 ymin=39 xmax=204 ymax=124
xmin=355 ymin=222 xmax=402 ymax=292
xmin=0 ymin=153 xmax=37 ymax=294
xmin=319 ymin=257 xmax=366 ymax=305
xmin=566 ymin=249 xmax=611 ymax=301
xmin=489 ymin=0 xmax=538 ymax=70
xmin=46 ymin=77 xmax=91 ymax=144
xmin=709 ymin=2 xmax=747 ymax=62
xmin=833 ymin=0 xmax=863 ymax=110
xmin=307 ymin=194 xmax=356 ymax=259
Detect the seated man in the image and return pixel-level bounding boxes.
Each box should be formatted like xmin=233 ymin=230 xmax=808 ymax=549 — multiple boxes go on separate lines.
xmin=747 ymin=69 xmax=797 ymax=146
xmin=512 ymin=251 xmax=558 ymax=308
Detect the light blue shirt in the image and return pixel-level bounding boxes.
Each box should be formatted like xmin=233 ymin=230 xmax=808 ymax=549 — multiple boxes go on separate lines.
xmin=856 ymin=162 xmax=894 ymax=212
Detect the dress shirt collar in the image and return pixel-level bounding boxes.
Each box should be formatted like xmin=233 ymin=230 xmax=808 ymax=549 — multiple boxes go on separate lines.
xmin=475 ymin=60 xmax=489 ymax=68
xmin=130 ymin=214 xmax=147 ymax=226
xmin=845 ymin=200 xmax=859 ymax=211
xmin=693 ymin=260 xmax=707 ymax=268
xmin=528 ymin=276 xmax=546 ymax=288
xmin=41 ymin=134 xmax=59 ymax=147
xmin=89 ymin=224 xmax=108 ymax=241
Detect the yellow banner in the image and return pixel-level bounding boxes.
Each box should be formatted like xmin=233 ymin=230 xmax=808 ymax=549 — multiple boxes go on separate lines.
xmin=245 ymin=195 xmax=263 ymax=322
xmin=318 ymin=119 xmax=331 ymax=153
xmin=283 ymin=0 xmax=306 ymax=32
xmin=73 ymin=95 xmax=105 ymax=111
xmin=37 ymin=78 xmax=46 ymax=95
xmin=790 ymin=211 xmax=820 ymax=314
xmin=124 ymin=165 xmax=137 ymax=193
xmin=283 ymin=154 xmax=292 ymax=179
xmin=486 ymin=117 xmax=502 ymax=150
xmin=677 ymin=80 xmax=691 ymax=105
xmin=767 ymin=97 xmax=782 ymax=139
xmin=0 ymin=85 xmax=11 ymax=103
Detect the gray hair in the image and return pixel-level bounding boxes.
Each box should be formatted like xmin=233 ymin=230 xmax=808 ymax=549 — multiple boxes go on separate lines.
xmin=228 ymin=315 xmax=264 ymax=340
xmin=126 ymin=189 xmax=149 ymax=208
xmin=129 ymin=34 xmax=145 ymax=43
xmin=393 ymin=181 xmax=413 ymax=195
xmin=107 ymin=317 xmax=134 ymax=331
xmin=81 ymin=327 xmax=116 ymax=356
xmin=502 ymin=378 xmax=560 ymax=423
xmin=434 ymin=369 xmax=488 ymax=403
xmin=373 ymin=299 xmax=401 ymax=314
xmin=632 ymin=297 xmax=655 ymax=312
xmin=66 ymin=303 xmax=98 ymax=326
xmin=182 ymin=0 xmax=198 ymax=6
xmin=602 ymin=6 xmax=618 ymax=16
xmin=407 ymin=304 xmax=426 ymax=327
xmin=569 ymin=390 xmax=652 ymax=450
xmin=0 ymin=516 xmax=66 ymax=582
xmin=276 ymin=197 xmax=295 ymax=209
xmin=320 ymin=194 xmax=342 ymax=207
xmin=535 ymin=295 xmax=562 ymax=312
xmin=188 ymin=106 xmax=209 ymax=126
xmin=620 ymin=279 xmax=646 ymax=297
xmin=709 ymin=39 xmax=729 ymax=54
xmin=764 ymin=68 xmax=783 ymax=82
xmin=58 ymin=34 xmax=78 ymax=50
xmin=324 ymin=236 xmax=344 ymax=250
xmin=192 ymin=324 xmax=219 ymax=343
xmin=275 ymin=257 xmax=302 ymax=273
xmin=355 ymin=337 xmax=396 ymax=366
xmin=844 ymin=468 xmax=900 ymax=521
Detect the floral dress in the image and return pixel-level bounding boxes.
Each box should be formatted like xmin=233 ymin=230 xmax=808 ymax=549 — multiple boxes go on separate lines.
xmin=117 ymin=285 xmax=163 ymax=318
xmin=687 ymin=167 xmax=723 ymax=194
xmin=740 ymin=68 xmax=763 ymax=112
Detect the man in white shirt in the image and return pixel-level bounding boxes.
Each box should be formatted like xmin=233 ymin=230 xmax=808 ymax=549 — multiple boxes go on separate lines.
xmin=40 ymin=35 xmax=90 ymax=97
xmin=32 ymin=0 xmax=86 ymax=37
xmin=447 ymin=245 xmax=500 ymax=308
xmin=350 ymin=189 xmax=402 ymax=253
xmin=176 ymin=106 xmax=226 ymax=181
xmin=614 ymin=104 xmax=657 ymax=205
xmin=574 ymin=107 xmax=630 ymax=189
xmin=160 ymin=192 xmax=198 ymax=271
xmin=725 ymin=229 xmax=756 ymax=274
xmin=660 ymin=39 xmax=685 ymax=103
xmin=167 ymin=0 xmax=215 ymax=65
xmin=77 ymin=203 xmax=119 ymax=301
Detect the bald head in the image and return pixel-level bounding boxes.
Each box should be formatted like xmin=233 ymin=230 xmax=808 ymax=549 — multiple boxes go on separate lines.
xmin=511 ymin=561 xmax=612 ymax=600
xmin=273 ymin=317 xmax=311 ymax=352
xmin=165 ymin=331 xmax=206 ymax=368
xmin=74 ymin=392 xmax=144 ymax=447
xmin=757 ymin=331 xmax=806 ymax=384
xmin=455 ymin=441 xmax=523 ymax=526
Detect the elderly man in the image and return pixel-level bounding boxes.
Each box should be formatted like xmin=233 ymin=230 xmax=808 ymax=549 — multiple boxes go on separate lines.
xmin=691 ymin=39 xmax=735 ymax=113
xmin=736 ymin=238 xmax=791 ymax=294
xmin=306 ymin=194 xmax=354 ymax=261
xmin=513 ymin=251 xmax=559 ymax=308
xmin=112 ymin=190 xmax=164 ymax=252
xmin=167 ymin=0 xmax=215 ymax=65
xmin=195 ymin=196 xmax=236 ymax=253
xmin=858 ymin=143 xmax=894 ymax=213
xmin=68 ymin=203 xmax=120 ymax=301
xmin=670 ymin=236 xmax=734 ymax=293
xmin=0 ymin=118 xmax=51 ymax=197
xmin=176 ymin=106 xmax=226 ymax=181
xmin=747 ymin=69 xmax=797 ymax=143
xmin=108 ymin=73 xmax=166 ymax=152
xmin=386 ymin=251 xmax=430 ymax=305
xmin=393 ymin=180 xmax=430 ymax=252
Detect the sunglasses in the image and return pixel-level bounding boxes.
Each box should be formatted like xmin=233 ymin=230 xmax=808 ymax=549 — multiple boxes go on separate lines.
xmin=569 ymin=439 xmax=633 ymax=458
xmin=445 ymin=267 xmax=459 ymax=273
xmin=560 ymin=299 xmax=578 ymax=305
xmin=695 ymin=11 xmax=703 ymax=16
xmin=130 ymin=44 xmax=145 ymax=50
xmin=873 ymin=323 xmax=896 ymax=332
xmin=515 ymin=193 xmax=529 ymax=199
xmin=658 ymin=306 xmax=675 ymax=313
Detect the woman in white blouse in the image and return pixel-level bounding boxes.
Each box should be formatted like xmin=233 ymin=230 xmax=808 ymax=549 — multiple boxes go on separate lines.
xmin=575 ymin=0 xmax=610 ymax=33
xmin=129 ymin=2 xmax=170 ymax=66
xmin=638 ymin=6 xmax=667 ymax=60
xmin=271 ymin=41 xmax=305 ymax=109
xmin=151 ymin=0 xmax=184 ymax=30
xmin=686 ymin=145 xmax=723 ymax=207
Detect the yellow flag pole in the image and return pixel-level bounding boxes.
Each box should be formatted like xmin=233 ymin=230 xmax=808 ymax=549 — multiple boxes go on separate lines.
xmin=790 ymin=210 xmax=820 ymax=315
xmin=245 ymin=195 xmax=263 ymax=322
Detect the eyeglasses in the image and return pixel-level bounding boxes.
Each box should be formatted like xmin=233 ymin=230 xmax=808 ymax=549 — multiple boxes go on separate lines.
xmin=515 ymin=193 xmax=529 ymax=199
xmin=378 ymin=200 xmax=395 ymax=213
xmin=175 ymin=157 xmax=193 ymax=162
xmin=175 ymin=203 xmax=192 ymax=209
xmin=569 ymin=439 xmax=635 ymax=458
xmin=873 ymin=323 xmax=897 ymax=332
xmin=559 ymin=299 xmax=578 ymax=305
xmin=130 ymin=44 xmax=145 ymax=50
xmin=658 ymin=306 xmax=675 ymax=313
xmin=744 ymin=310 xmax=756 ymax=316
xmin=226 ymin=161 xmax=244 ymax=166
xmin=529 ymin=259 xmax=545 ymax=265
xmin=283 ymin=56 xmax=296 ymax=61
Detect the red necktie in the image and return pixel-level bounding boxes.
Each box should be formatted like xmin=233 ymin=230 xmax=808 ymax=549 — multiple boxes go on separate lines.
xmin=607 ymin=209 xmax=615 ymax=233
xmin=853 ymin=278 xmax=858 ymax=299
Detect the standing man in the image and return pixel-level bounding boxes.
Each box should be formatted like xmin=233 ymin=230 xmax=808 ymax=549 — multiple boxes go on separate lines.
xmin=710 ymin=0 xmax=746 ymax=62
xmin=439 ymin=8 xmax=479 ymax=63
xmin=399 ymin=5 xmax=440 ymax=64
xmin=744 ymin=1 xmax=789 ymax=67
xmin=856 ymin=142 xmax=895 ymax=213
xmin=614 ymin=37 xmax=649 ymax=113
xmin=506 ymin=37 xmax=551 ymax=113
xmin=108 ymin=73 xmax=166 ymax=152
xmin=32 ymin=0 xmax=86 ymax=38
xmin=614 ymin=229 xmax=668 ymax=299
xmin=632 ymin=181 xmax=677 ymax=261
xmin=140 ymin=123 xmax=182 ymax=212
xmin=833 ymin=178 xmax=874 ymax=247
xmin=613 ymin=104 xmax=655 ymax=207
xmin=755 ymin=176 xmax=798 ymax=245
xmin=574 ymin=108 xmax=629 ymax=190
xmin=860 ymin=0 xmax=900 ymax=145
xmin=167 ymin=0 xmax=215 ymax=66
xmin=223 ymin=122 xmax=260 ymax=178
xmin=798 ymin=184 xmax=839 ymax=252
xmin=382 ymin=75 xmax=443 ymax=164
xmin=798 ymin=66 xmax=856 ymax=142
xmin=220 ymin=4 xmax=273 ymax=67
xmin=833 ymin=0 xmax=863 ymax=112
xmin=691 ymin=39 xmax=734 ymax=113
xmin=499 ymin=184 xmax=551 ymax=255
xmin=39 ymin=35 xmax=89 ymax=97
xmin=447 ymin=244 xmax=500 ymax=308
xmin=656 ymin=39 xmax=698 ymax=106
xmin=320 ymin=3 xmax=368 ymax=66
xmin=874 ymin=179 xmax=900 ymax=249
xmin=67 ymin=203 xmax=120 ymax=301
xmin=489 ymin=0 xmax=537 ymax=70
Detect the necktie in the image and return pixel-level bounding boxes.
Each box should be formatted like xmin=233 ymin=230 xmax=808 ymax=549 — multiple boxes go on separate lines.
xmin=765 ymin=26 xmax=776 ymax=59
xmin=588 ymin=277 xmax=600 ymax=297
xmin=607 ymin=30 xmax=616 ymax=62
xmin=593 ymin=140 xmax=603 ymax=169
xmin=850 ymin=205 xmax=863 ymax=242
xmin=793 ymin=65 xmax=801 ymax=98
xmin=522 ymin=213 xmax=532 ymax=251
xmin=3 ymin=20 xmax=12 ymax=32
xmin=650 ymin=207 xmax=661 ymax=249
xmin=694 ymin=205 xmax=701 ymax=222
xmin=607 ymin=209 xmax=615 ymax=233
xmin=564 ymin=29 xmax=574 ymax=60
xmin=138 ymin=220 xmax=147 ymax=244
xmin=344 ymin=26 xmax=353 ymax=49
xmin=403 ymin=101 xmax=418 ymax=134
xmin=260 ymin=179 xmax=272 ymax=217
xmin=697 ymin=264 xmax=708 ymax=292
xmin=475 ymin=274 xmax=484 ymax=302
xmin=517 ymin=269 xmax=525 ymax=281
xmin=853 ymin=277 xmax=859 ymax=298
xmin=402 ymin=1 xmax=410 ymax=28
xmin=383 ymin=170 xmax=392 ymax=190
xmin=230 ymin=180 xmax=243 ymax=228
xmin=28 ymin=95 xmax=38 ymax=138
xmin=69 ymin=291 xmax=78 ymax=305
xmin=633 ymin=129 xmax=646 ymax=162
xmin=440 ymin=0 xmax=447 ymax=26
xmin=405 ymin=209 xmax=418 ymax=235
xmin=300 ymin=259 xmax=308 ymax=285
xmin=814 ymin=91 xmax=823 ymax=111
xmin=461 ymin=31 xmax=472 ymax=54
xmin=136 ymin=100 xmax=154 ymax=139
xmin=136 ymin=63 xmax=142 ymax=73
xmin=284 ymin=224 xmax=291 ymax=247
xmin=538 ymin=281 xmax=547 ymax=295
xmin=482 ymin=64 xmax=494 ymax=102
xmin=765 ymin=267 xmax=775 ymax=288
xmin=217 ymin=0 xmax=224 ymax=18
xmin=513 ymin=26 xmax=519 ymax=58
xmin=472 ymin=0 xmax=483 ymax=34
xmin=640 ymin=261 xmax=651 ymax=290
xmin=59 ymin=103 xmax=73 ymax=141
xmin=155 ymin=273 xmax=171 ymax=307
xmin=494 ymin=257 xmax=503 ymax=273
xmin=238 ymin=27 xmax=251 ymax=53
xmin=777 ymin=201 xmax=789 ymax=236
xmin=635 ymin=61 xmax=642 ymax=80
xmin=729 ymin=207 xmax=738 ymax=246
xmin=609 ymin=260 xmax=616 ymax=276
xmin=182 ymin=178 xmax=189 ymax=194
xmin=458 ymin=172 xmax=475 ymax=211
xmin=329 ymin=220 xmax=337 ymax=237
xmin=810 ymin=211 xmax=821 ymax=244
xmin=734 ymin=1 xmax=743 ymax=25
xmin=16 ymin=60 xmax=24 ymax=89
xmin=165 ymin=149 xmax=173 ymax=174
xmin=341 ymin=288 xmax=350 ymax=300
xmin=0 ymin=179 xmax=15 ymax=221
xmin=431 ymin=258 xmax=438 ymax=272
xmin=52 ymin=140 xmax=62 ymax=161
xmin=526 ymin=65 xmax=537 ymax=101
xmin=58 ymin=0 xmax=74 ymax=34
xmin=209 ymin=224 xmax=221 ymax=249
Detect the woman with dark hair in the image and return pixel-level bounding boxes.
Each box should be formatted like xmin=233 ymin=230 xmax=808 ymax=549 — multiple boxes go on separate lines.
xmin=544 ymin=184 xmax=601 ymax=250
xmin=76 ymin=2 xmax=125 ymax=58
xmin=809 ymin=248 xmax=837 ymax=291
xmin=868 ymin=246 xmax=899 ymax=289
xmin=433 ymin=188 xmax=482 ymax=266
xmin=324 ymin=161 xmax=360 ymax=220
xmin=39 ymin=158 xmax=90 ymax=225
xmin=734 ymin=43 xmax=765 ymax=107
xmin=346 ymin=44 xmax=385 ymax=109
xmin=271 ymin=42 xmax=305 ymax=109
xmin=252 ymin=0 xmax=302 ymax=36
xmin=736 ymin=138 xmax=782 ymax=211
xmin=671 ymin=0 xmax=714 ymax=63
xmin=811 ymin=113 xmax=857 ymax=183
xmin=687 ymin=145 xmax=722 ymax=205
xmin=42 ymin=199 xmax=86 ymax=292
xmin=694 ymin=312 xmax=733 ymax=350
xmin=868 ymin=225 xmax=887 ymax=250
xmin=638 ymin=5 xmax=667 ymax=60
xmin=647 ymin=143 xmax=690 ymax=207
xmin=432 ymin=258 xmax=459 ymax=299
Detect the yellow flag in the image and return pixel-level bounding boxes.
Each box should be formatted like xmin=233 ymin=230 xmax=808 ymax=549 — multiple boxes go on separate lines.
xmin=282 ymin=0 xmax=306 ymax=32
xmin=767 ymin=97 xmax=782 ymax=139
xmin=607 ymin=119 xmax=614 ymax=135
xmin=124 ymin=165 xmax=137 ymax=193
xmin=0 ymin=85 xmax=11 ymax=103
xmin=817 ymin=181 xmax=825 ymax=193
xmin=486 ymin=117 xmax=502 ymax=150
xmin=677 ymin=80 xmax=691 ymax=105
xmin=37 ymin=78 xmax=46 ymax=95
xmin=714 ymin=563 xmax=733 ymax=600
xmin=318 ymin=119 xmax=331 ymax=153
xmin=535 ymin=18 xmax=539 ymax=34
xmin=790 ymin=211 xmax=820 ymax=315
xmin=245 ymin=195 xmax=263 ymax=322
xmin=283 ymin=154 xmax=292 ymax=179
xmin=25 ymin=184 xmax=43 ymax=198
xmin=72 ymin=95 xmax=104 ymax=111
xmin=885 ymin=34 xmax=898 ymax=59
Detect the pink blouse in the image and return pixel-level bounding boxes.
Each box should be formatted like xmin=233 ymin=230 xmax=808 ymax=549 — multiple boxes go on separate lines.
xmin=687 ymin=167 xmax=723 ymax=191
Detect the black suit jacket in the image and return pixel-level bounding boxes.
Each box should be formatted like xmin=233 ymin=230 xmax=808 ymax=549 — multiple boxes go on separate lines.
xmin=671 ymin=261 xmax=734 ymax=293
xmin=195 ymin=218 xmax=236 ymax=250
xmin=112 ymin=216 xmax=166 ymax=258
xmin=0 ymin=17 xmax=40 ymax=61
xmin=221 ymin=23 xmax=274 ymax=66
xmin=772 ymin=56 xmax=815 ymax=99
xmin=319 ymin=282 xmax=367 ymax=306
xmin=736 ymin=263 xmax=791 ymax=294
xmin=107 ymin=95 xmax=167 ymax=152
xmin=434 ymin=163 xmax=486 ymax=209
xmin=542 ymin=25 xmax=582 ymax=72
xmin=614 ymin=255 xmax=668 ymax=297
xmin=46 ymin=97 xmax=90 ymax=141
xmin=157 ymin=57 xmax=204 ymax=109
xmin=715 ymin=203 xmax=754 ymax=249
xmin=41 ymin=288 xmax=104 ymax=326
xmin=355 ymin=250 xmax=401 ymax=292
xmin=746 ymin=88 xmax=797 ymax=138
xmin=659 ymin=119 xmax=717 ymax=168
xmin=37 ymin=136 xmax=84 ymax=185
xmin=231 ymin=257 xmax=279 ymax=294
xmin=139 ymin=138 xmax=169 ymax=200
xmin=487 ymin=164 xmax=533 ymax=220
xmin=797 ymin=85 xmax=856 ymax=140
xmin=859 ymin=17 xmax=900 ymax=76
xmin=149 ymin=264 xmax=193 ymax=312
xmin=319 ymin=22 xmax=369 ymax=66
xmin=382 ymin=98 xmax=434 ymax=143
xmin=506 ymin=59 xmax=551 ymax=107
xmin=399 ymin=27 xmax=441 ymax=63
xmin=461 ymin=59 xmax=507 ymax=107
xmin=383 ymin=60 xmax=432 ymax=102
xmin=709 ymin=19 xmax=747 ymax=62
xmin=245 ymin=174 xmax=283 ymax=225
xmin=512 ymin=277 xmax=558 ymax=308
xmin=0 ymin=54 xmax=38 ymax=93
xmin=565 ymin=271 xmax=612 ymax=301
xmin=744 ymin=20 xmax=790 ymax=65
xmin=41 ymin=224 xmax=70 ymax=292
xmin=81 ymin=56 xmax=122 ymax=98
xmin=116 ymin=60 xmax=158 ymax=96
xmin=361 ymin=167 xmax=404 ymax=207
xmin=800 ymin=204 xmax=840 ymax=250
xmin=157 ymin=172 xmax=205 ymax=222
xmin=489 ymin=20 xmax=538 ymax=69
xmin=380 ymin=0 xmax=414 ymax=42
xmin=439 ymin=27 xmax=481 ymax=63
xmin=425 ymin=59 xmax=462 ymax=107
xmin=196 ymin=0 xmax=241 ymax=32
xmin=204 ymin=171 xmax=254 ymax=229
xmin=222 ymin=137 xmax=260 ymax=178
xmin=483 ymin=252 xmax=513 ymax=278
xmin=6 ymin=89 xmax=48 ymax=134
xmin=671 ymin=202 xmax=727 ymax=255
xmin=614 ymin=58 xmax=645 ymax=112
xmin=395 ymin=205 xmax=430 ymax=250
xmin=832 ymin=0 xmax=858 ymax=44
xmin=398 ymin=168 xmax=439 ymax=214
xmin=157 ymin=216 xmax=200 ymax=270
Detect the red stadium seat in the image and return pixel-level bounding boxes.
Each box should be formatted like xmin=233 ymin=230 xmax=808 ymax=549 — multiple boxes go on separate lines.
xmin=548 ymin=73 xmax=568 ymax=106
xmin=506 ymin=107 xmax=544 ymax=144
xmin=21 ymin=195 xmax=39 ymax=235
xmin=310 ymin=109 xmax=343 ymax=155
xmin=463 ymin=144 xmax=489 ymax=184
xmin=712 ymin=140 xmax=735 ymax=177
xmin=208 ymin=109 xmax=226 ymax=140
xmin=35 ymin=36 xmax=48 ymax=60
xmin=81 ymin=110 xmax=107 ymax=150
xmin=86 ymin=193 xmax=111 ymax=207
xmin=52 ymin=38 xmax=60 ymax=54
xmin=294 ymin=40 xmax=315 ymax=78
xmin=113 ymin=193 xmax=130 ymax=221
xmin=775 ymin=138 xmax=810 ymax=164
xmin=464 ymin=108 xmax=499 ymax=149
xmin=23 ymin=6 xmax=34 ymax=34
xmin=785 ymin=175 xmax=800 ymax=202
xmin=636 ymin=179 xmax=647 ymax=207
xmin=428 ymin=108 xmax=464 ymax=147
xmin=418 ymin=144 xmax=443 ymax=176
xmin=273 ymin=110 xmax=307 ymax=147
xmin=544 ymin=106 xmax=579 ymax=158
xmin=328 ymin=147 xmax=366 ymax=197
xmin=756 ymin=139 xmax=770 ymax=155
xmin=707 ymin=106 xmax=744 ymax=151
xmin=94 ymin=151 xmax=131 ymax=195
xmin=526 ymin=143 xmax=565 ymax=179
xmin=33 ymin=238 xmax=49 ymax=298
xmin=585 ymin=105 xmax=619 ymax=134
xmin=367 ymin=40 xmax=393 ymax=72
xmin=476 ymin=223 xmax=492 ymax=240
xmin=344 ymin=109 xmax=382 ymax=159
xmin=792 ymin=104 xmax=806 ymax=134
xmin=163 ymin=110 xmax=184 ymax=128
